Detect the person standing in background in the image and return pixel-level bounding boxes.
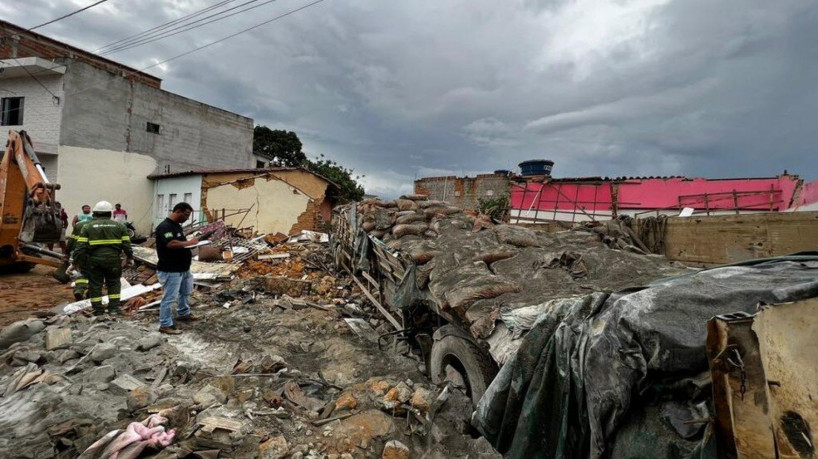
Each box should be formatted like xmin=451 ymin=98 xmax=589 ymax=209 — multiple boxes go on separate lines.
xmin=113 ymin=203 xmax=128 ymax=223
xmin=72 ymin=204 xmax=92 ymax=227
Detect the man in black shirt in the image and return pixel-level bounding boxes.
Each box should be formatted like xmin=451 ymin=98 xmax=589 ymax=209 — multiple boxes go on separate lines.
xmin=155 ymin=202 xmax=201 ymax=334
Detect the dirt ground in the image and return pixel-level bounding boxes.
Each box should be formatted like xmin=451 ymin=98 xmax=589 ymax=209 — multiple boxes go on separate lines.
xmin=0 ymin=265 xmax=74 ymax=328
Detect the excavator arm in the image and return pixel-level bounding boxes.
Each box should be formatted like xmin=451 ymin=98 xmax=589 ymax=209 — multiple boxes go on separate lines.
xmin=0 ymin=130 xmax=65 ymax=271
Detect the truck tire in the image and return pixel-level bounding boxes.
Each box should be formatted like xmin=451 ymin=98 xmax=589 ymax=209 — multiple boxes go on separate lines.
xmin=430 ymin=334 xmax=498 ymax=406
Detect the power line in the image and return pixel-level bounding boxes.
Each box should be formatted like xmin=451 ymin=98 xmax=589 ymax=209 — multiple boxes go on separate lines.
xmin=140 ymin=0 xmax=327 ymax=71
xmin=94 ymin=0 xmax=241 ymax=53
xmin=8 ymin=57 xmax=61 ymax=102
xmin=28 ymin=0 xmax=110 ymax=31
xmin=100 ymin=0 xmax=280 ymax=56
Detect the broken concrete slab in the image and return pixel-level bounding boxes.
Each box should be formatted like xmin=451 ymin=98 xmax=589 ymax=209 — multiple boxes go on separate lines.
xmin=0 ymin=319 xmax=45 ymax=350
xmin=193 ymin=385 xmax=228 ymax=407
xmin=110 ymin=374 xmax=144 ymax=394
xmin=45 ymin=328 xmax=72 ymax=351
xmin=89 ymin=343 xmax=116 ymax=363
xmin=136 ymin=334 xmax=163 ymax=352
xmin=85 ymin=365 xmax=116 ymax=383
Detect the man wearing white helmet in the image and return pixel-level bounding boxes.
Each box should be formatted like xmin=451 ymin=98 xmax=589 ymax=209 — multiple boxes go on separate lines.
xmin=75 ymin=201 xmax=134 ymax=316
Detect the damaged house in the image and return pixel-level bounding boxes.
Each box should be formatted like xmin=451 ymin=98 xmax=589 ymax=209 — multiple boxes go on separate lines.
xmin=149 ymin=167 xmax=339 ymax=235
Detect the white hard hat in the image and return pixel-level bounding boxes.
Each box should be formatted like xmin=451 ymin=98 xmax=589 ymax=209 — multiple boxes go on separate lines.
xmin=92 ymin=201 xmax=114 ymax=213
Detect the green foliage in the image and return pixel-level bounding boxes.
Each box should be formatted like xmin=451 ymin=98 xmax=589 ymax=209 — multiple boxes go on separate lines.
xmin=477 ymin=195 xmax=510 ymax=221
xmin=306 ymin=155 xmax=365 ymax=203
xmin=252 ymin=126 xmax=365 ymax=202
xmin=253 ymin=126 xmax=306 ymax=167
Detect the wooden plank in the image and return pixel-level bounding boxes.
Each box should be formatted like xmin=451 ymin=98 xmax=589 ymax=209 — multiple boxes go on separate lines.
xmin=664 ymin=212 xmax=818 ymax=265
xmin=351 ymin=274 xmax=402 ymax=330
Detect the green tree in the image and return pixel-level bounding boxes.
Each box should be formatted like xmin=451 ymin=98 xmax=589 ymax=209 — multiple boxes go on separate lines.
xmin=307 ymin=155 xmax=365 ymax=203
xmin=253 ymin=126 xmax=306 ymax=166
xmin=252 ymin=126 xmax=365 ymax=202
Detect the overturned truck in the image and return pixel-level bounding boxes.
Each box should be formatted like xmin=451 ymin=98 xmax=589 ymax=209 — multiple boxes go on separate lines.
xmin=331 ymin=195 xmax=685 ymax=404
xmin=333 ymin=195 xmax=818 ymax=458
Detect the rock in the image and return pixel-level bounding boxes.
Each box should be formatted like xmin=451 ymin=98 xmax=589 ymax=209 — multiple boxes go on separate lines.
xmin=45 ymin=328 xmax=72 ymax=350
xmin=468 ymin=436 xmax=503 ymax=458
xmin=335 ymin=393 xmax=357 ymax=411
xmin=86 ymin=365 xmax=116 ymax=383
xmin=90 ymin=343 xmax=116 ymax=363
xmin=127 ymin=385 xmax=157 ymax=411
xmin=384 ymin=382 xmax=412 ymax=406
xmin=367 ymin=379 xmax=392 ymax=396
xmin=110 ymin=374 xmax=144 ymax=394
xmin=260 ymin=354 xmax=287 ymax=373
xmin=56 ymin=349 xmax=80 ymax=364
xmin=136 ymin=334 xmax=163 ymax=351
xmin=259 ymin=435 xmax=289 ymax=459
xmin=0 ymin=319 xmax=45 ymax=349
xmin=381 ymin=440 xmax=410 ymax=459
xmin=96 ymin=383 xmax=110 ymax=391
xmin=333 ymin=410 xmax=395 ymax=449
xmin=410 ymin=388 xmax=433 ymax=412
xmin=14 ymin=350 xmax=43 ymax=363
xmin=193 ymin=384 xmax=227 ymax=407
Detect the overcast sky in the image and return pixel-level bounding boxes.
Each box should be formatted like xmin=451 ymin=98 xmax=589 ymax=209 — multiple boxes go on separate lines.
xmin=2 ymin=0 xmax=817 ymax=196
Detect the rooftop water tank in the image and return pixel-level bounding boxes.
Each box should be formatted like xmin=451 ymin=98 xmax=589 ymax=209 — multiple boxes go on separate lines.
xmin=519 ymin=159 xmax=554 ymax=177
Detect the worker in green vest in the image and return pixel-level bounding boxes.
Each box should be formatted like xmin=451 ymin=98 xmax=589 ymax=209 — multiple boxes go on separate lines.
xmin=66 ymin=219 xmax=90 ymax=301
xmin=75 ymin=201 xmax=134 ymax=316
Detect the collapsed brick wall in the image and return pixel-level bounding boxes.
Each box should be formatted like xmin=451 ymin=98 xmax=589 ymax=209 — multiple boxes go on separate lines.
xmin=289 ymin=198 xmax=329 ymax=234
xmin=414 ymin=175 xmax=512 ymax=210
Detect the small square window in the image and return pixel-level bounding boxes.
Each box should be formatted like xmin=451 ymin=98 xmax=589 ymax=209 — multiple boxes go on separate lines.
xmin=183 ymin=193 xmax=192 ymax=204
xmin=146 ymin=122 xmax=161 ymax=134
xmin=1 ymin=97 xmax=24 ymax=126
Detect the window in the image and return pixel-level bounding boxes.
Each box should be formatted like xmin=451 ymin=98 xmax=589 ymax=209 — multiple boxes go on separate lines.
xmin=169 ymin=193 xmax=177 ymax=207
xmin=1 ymin=97 xmax=24 ymax=126
xmin=146 ymin=122 xmax=160 ymax=134
xmin=156 ymin=194 xmax=164 ymax=217
xmin=183 ymin=193 xmax=192 ymax=204
xmin=256 ymin=160 xmax=266 ymax=168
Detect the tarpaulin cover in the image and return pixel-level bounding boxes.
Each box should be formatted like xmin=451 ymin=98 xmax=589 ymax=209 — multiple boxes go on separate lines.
xmin=474 ymin=256 xmax=818 ymax=458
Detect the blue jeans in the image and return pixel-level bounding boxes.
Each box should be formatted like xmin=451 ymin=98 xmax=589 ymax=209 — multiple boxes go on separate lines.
xmin=157 ymin=270 xmax=193 ymax=327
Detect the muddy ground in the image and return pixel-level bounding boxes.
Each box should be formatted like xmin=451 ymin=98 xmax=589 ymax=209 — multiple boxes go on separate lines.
xmin=0 ymin=265 xmax=74 ymax=328
xmin=0 ymin=262 xmax=500 ymax=459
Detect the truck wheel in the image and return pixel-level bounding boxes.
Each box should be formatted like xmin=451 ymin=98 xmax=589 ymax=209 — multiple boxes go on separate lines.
xmin=430 ymin=334 xmax=498 ymax=406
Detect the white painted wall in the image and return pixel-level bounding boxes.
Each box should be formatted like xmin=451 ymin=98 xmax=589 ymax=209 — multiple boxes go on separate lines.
xmin=205 ymin=178 xmax=311 ymax=234
xmin=0 ymin=73 xmax=63 ymax=154
xmin=57 ymin=146 xmax=157 ymax=234
xmin=153 ymin=175 xmax=203 ymax=227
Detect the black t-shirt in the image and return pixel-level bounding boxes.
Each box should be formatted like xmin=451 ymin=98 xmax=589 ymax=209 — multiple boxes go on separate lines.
xmin=155 ymin=218 xmax=192 ymax=272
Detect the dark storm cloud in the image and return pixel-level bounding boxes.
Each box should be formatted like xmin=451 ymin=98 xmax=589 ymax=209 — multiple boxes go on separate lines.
xmin=3 ymin=0 xmax=817 ymax=196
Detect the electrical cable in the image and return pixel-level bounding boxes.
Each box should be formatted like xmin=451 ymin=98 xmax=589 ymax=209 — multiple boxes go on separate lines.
xmin=94 ymin=0 xmax=239 ymax=53
xmin=28 ymin=0 xmax=110 ymax=31
xmin=99 ymin=0 xmax=280 ymax=56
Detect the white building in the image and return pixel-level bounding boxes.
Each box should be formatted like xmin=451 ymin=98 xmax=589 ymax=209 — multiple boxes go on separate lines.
xmin=0 ymin=20 xmax=254 ymax=233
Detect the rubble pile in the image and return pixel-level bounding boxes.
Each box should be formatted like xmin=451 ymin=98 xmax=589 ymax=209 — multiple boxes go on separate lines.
xmin=0 ymin=235 xmax=501 ymax=459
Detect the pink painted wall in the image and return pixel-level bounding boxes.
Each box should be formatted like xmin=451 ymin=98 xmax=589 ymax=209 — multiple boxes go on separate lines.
xmin=794 ymin=180 xmax=818 ymax=207
xmin=511 ymin=176 xmax=804 ymax=213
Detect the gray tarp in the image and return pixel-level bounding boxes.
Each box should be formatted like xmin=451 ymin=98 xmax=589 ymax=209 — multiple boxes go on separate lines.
xmin=474 ymin=256 xmax=818 ymax=458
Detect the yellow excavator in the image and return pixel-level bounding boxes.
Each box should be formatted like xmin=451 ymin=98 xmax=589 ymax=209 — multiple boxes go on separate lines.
xmin=0 ymin=130 xmax=69 ymax=281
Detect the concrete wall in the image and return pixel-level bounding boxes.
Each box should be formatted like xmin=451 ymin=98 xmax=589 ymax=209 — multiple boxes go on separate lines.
xmin=153 ymin=175 xmax=203 ymax=227
xmin=60 ymin=62 xmax=253 ymax=174
xmin=57 ymin=146 xmax=157 ymax=234
xmin=663 ymin=212 xmax=818 ymax=265
xmin=415 ymin=174 xmax=511 ymax=210
xmin=0 ymin=73 xmax=63 ymax=154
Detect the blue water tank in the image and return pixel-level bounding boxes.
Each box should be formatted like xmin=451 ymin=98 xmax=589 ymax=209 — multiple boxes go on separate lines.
xmin=518 ymin=159 xmax=554 ymax=177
